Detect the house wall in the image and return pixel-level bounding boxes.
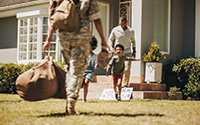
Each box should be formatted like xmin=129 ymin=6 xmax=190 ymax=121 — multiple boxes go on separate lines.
xmin=0 ymin=16 xmax=17 ymax=63
xmin=182 ymin=0 xmax=195 ymax=58
xmin=0 ymin=16 xmax=17 ymax=49
xmin=131 ymin=0 xmax=195 ymax=82
xmin=168 ymin=0 xmax=184 ymax=60
xmin=140 ymin=0 xmax=195 ymax=62
xmin=166 ymin=0 xmax=195 ymax=61
xmin=0 ymin=1 xmax=117 ymax=65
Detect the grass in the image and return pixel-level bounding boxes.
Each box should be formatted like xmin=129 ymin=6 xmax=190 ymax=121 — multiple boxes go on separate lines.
xmin=0 ymin=94 xmax=200 ymax=125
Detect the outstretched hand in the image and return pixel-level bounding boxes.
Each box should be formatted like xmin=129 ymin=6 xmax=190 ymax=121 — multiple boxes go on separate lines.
xmin=136 ymin=59 xmax=140 ymax=61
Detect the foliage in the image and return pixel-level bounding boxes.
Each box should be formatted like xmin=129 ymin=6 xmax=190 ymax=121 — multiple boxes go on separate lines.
xmin=172 ymin=58 xmax=200 ymax=100
xmin=168 ymin=86 xmax=180 ymax=97
xmin=0 ymin=60 xmax=65 ymax=94
xmin=55 ymin=59 xmax=65 ymax=69
xmin=142 ymin=42 xmax=166 ymax=62
xmin=162 ymin=59 xmax=182 ymax=91
xmin=0 ymin=62 xmax=39 ymax=94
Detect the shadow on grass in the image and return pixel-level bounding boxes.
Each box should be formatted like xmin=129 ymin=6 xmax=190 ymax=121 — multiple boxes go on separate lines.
xmin=80 ymin=112 xmax=164 ymax=117
xmin=0 ymin=101 xmax=22 ymax=103
xmin=38 ymin=112 xmax=164 ymax=118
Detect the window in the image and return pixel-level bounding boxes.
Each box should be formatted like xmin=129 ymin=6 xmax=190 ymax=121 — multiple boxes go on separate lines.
xmin=119 ymin=0 xmax=132 ymax=27
xmin=29 ymin=18 xmax=38 ymax=60
xmin=17 ymin=16 xmax=61 ymax=64
xmin=18 ymin=17 xmax=38 ymax=61
xmin=17 ymin=3 xmax=109 ymax=63
xmin=153 ymin=0 xmax=171 ymax=53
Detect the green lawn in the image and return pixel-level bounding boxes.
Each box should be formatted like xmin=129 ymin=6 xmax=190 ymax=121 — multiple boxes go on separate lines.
xmin=0 ymin=94 xmax=200 ymax=125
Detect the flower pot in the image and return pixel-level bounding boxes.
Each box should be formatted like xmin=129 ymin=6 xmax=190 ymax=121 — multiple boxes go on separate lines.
xmin=145 ymin=62 xmax=162 ymax=83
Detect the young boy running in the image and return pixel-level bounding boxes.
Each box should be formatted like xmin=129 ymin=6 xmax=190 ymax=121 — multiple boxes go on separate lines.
xmin=82 ymin=36 xmax=98 ymax=102
xmin=106 ymin=44 xmax=140 ymax=101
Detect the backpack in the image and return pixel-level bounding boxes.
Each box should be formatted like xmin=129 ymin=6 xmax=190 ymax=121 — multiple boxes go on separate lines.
xmin=50 ymin=0 xmax=79 ymax=32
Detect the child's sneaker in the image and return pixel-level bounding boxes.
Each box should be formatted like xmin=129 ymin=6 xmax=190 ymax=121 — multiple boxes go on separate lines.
xmin=118 ymin=96 xmax=121 ymax=101
xmin=115 ymin=93 xmax=118 ymax=100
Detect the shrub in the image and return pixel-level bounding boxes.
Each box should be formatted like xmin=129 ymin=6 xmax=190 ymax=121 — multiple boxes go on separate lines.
xmin=0 ymin=60 xmax=65 ymax=94
xmin=168 ymin=86 xmax=180 ymax=97
xmin=0 ymin=62 xmax=39 ymax=94
xmin=142 ymin=42 xmax=166 ymax=62
xmin=172 ymin=58 xmax=200 ymax=100
xmin=162 ymin=59 xmax=182 ymax=91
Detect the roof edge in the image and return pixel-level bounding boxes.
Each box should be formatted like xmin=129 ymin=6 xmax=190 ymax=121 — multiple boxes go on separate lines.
xmin=0 ymin=0 xmax=49 ymax=12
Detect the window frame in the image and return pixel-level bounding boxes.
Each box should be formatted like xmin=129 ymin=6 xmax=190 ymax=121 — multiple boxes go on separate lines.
xmin=16 ymin=12 xmax=61 ymax=64
xmin=153 ymin=0 xmax=171 ymax=54
xmin=17 ymin=17 xmax=40 ymax=64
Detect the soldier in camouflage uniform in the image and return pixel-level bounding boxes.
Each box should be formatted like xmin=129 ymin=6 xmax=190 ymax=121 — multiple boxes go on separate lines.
xmin=43 ymin=0 xmax=107 ymax=115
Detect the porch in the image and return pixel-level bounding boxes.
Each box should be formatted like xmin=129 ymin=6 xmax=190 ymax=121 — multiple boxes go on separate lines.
xmin=78 ymin=76 xmax=182 ymax=100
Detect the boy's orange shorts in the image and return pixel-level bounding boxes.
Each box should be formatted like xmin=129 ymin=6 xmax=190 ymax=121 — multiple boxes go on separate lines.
xmin=112 ymin=74 xmax=123 ymax=86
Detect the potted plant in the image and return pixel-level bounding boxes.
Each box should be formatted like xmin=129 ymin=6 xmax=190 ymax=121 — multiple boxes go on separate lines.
xmin=142 ymin=42 xmax=166 ymax=83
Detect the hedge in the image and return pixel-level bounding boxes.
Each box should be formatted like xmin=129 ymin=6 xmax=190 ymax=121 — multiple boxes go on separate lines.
xmin=172 ymin=58 xmax=200 ymax=100
xmin=0 ymin=61 xmax=65 ymax=94
xmin=0 ymin=62 xmax=39 ymax=94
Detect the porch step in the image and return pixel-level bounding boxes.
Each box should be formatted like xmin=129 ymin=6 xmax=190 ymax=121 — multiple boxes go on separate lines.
xmin=92 ymin=76 xmax=112 ymax=83
xmin=79 ymin=82 xmax=112 ymax=100
xmin=79 ymin=90 xmax=182 ymax=100
xmin=78 ymin=82 xmax=182 ymax=100
xmin=129 ymin=83 xmax=166 ymax=91
xmin=82 ymin=82 xmax=166 ymax=91
xmin=132 ymin=91 xmax=182 ymax=100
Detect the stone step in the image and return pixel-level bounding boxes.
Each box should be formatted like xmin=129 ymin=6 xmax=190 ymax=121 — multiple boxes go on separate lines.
xmin=79 ymin=90 xmax=182 ymax=100
xmin=79 ymin=83 xmax=112 ymax=100
xmin=87 ymin=82 xmax=113 ymax=91
xmin=92 ymin=76 xmax=112 ymax=83
xmin=78 ymin=78 xmax=181 ymax=100
xmin=79 ymin=90 xmax=102 ymax=100
xmin=132 ymin=91 xmax=182 ymax=100
xmin=85 ymin=82 xmax=166 ymax=91
xmin=129 ymin=83 xmax=166 ymax=91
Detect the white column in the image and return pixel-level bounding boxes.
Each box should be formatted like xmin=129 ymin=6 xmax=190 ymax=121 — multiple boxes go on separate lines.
xmin=130 ymin=0 xmax=144 ymax=83
xmin=195 ymin=0 xmax=200 ymax=57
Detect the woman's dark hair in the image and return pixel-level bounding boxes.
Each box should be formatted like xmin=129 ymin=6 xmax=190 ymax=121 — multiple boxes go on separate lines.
xmin=115 ymin=44 xmax=124 ymax=51
xmin=90 ymin=36 xmax=98 ymax=50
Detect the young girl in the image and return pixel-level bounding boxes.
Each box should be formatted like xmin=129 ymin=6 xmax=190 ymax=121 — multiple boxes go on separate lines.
xmin=82 ymin=36 xmax=98 ymax=102
xmin=106 ymin=44 xmax=140 ymax=101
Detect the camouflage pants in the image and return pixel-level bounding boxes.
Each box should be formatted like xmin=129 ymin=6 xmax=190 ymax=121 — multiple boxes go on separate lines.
xmin=122 ymin=53 xmax=132 ymax=87
xmin=59 ymin=34 xmax=90 ymax=100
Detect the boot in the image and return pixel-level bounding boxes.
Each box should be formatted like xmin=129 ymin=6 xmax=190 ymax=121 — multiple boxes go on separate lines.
xmin=67 ymin=99 xmax=78 ymax=115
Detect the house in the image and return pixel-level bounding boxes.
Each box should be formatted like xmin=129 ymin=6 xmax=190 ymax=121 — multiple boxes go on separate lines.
xmin=0 ymin=0 xmax=199 ymax=83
